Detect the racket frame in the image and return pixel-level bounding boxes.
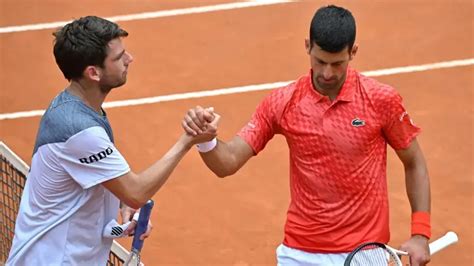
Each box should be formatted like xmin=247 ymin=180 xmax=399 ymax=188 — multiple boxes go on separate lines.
xmin=344 ymin=231 xmax=458 ymax=266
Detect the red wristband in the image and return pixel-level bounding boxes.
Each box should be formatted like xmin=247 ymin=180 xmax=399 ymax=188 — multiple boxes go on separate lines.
xmin=411 ymin=211 xmax=431 ymax=239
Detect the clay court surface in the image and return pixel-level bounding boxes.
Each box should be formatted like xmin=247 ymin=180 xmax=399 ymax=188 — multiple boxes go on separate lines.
xmin=0 ymin=0 xmax=472 ymax=265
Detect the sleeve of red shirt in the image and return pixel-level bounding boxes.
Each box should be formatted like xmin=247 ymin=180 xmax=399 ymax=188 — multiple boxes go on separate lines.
xmin=237 ymin=85 xmax=293 ymax=154
xmin=379 ymin=86 xmax=421 ymax=150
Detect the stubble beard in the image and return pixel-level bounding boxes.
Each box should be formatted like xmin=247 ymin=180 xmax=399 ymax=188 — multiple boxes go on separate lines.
xmin=99 ymin=75 xmax=127 ymax=93
xmin=314 ymin=73 xmax=346 ymax=93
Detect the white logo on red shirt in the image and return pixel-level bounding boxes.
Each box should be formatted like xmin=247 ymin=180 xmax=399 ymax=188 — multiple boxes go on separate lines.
xmin=399 ymin=111 xmax=408 ymax=121
xmin=399 ymin=111 xmax=415 ymax=125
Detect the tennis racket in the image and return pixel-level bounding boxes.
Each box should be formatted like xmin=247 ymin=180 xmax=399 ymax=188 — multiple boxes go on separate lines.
xmin=123 ymin=199 xmax=154 ymax=266
xmin=344 ymin=231 xmax=458 ymax=266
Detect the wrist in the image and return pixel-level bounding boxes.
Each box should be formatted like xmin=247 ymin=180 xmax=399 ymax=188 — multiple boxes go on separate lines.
xmin=411 ymin=211 xmax=431 ymax=239
xmin=179 ymin=133 xmax=196 ymax=150
xmin=411 ymin=234 xmax=429 ymax=242
xmin=196 ymin=138 xmax=217 ymax=153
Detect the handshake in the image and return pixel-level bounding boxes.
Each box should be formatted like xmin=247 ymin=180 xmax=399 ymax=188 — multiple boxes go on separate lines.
xmin=181 ymin=106 xmax=221 ymax=148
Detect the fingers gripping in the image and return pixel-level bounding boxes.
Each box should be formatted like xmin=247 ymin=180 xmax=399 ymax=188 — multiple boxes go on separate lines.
xmin=183 ymin=106 xmax=218 ymax=135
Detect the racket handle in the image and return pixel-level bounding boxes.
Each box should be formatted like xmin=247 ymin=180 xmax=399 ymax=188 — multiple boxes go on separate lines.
xmin=131 ymin=199 xmax=154 ymax=252
xmin=429 ymin=231 xmax=458 ymax=255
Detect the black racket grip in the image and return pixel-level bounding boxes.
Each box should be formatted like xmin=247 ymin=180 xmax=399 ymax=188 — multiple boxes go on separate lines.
xmin=131 ymin=199 xmax=154 ymax=252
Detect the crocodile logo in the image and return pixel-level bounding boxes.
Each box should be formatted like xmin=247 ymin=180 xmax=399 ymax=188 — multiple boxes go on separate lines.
xmin=351 ymin=118 xmax=365 ymax=127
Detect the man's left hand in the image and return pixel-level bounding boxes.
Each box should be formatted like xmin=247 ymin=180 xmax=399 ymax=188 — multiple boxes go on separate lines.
xmin=120 ymin=205 xmax=153 ymax=240
xmin=400 ymin=235 xmax=430 ymax=266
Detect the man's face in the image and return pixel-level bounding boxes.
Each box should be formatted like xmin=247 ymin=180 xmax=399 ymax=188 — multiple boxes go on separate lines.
xmin=99 ymin=38 xmax=133 ymax=91
xmin=305 ymin=41 xmax=357 ymax=92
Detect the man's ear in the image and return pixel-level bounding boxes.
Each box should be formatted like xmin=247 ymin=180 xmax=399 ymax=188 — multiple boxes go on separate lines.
xmin=83 ymin=66 xmax=101 ymax=82
xmin=349 ymin=44 xmax=358 ymax=60
xmin=305 ymin=39 xmax=311 ymax=54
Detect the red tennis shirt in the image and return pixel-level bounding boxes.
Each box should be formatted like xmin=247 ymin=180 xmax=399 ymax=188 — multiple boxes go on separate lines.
xmin=238 ymin=67 xmax=420 ymax=253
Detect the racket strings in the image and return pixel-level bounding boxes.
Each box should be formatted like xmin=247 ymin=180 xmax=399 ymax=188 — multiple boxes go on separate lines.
xmin=347 ymin=244 xmax=400 ymax=266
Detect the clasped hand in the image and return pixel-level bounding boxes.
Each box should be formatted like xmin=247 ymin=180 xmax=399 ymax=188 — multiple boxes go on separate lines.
xmin=182 ymin=106 xmax=220 ymax=144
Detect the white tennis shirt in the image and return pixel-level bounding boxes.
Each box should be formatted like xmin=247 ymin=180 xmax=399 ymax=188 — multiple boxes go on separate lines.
xmin=7 ymin=90 xmax=130 ymax=265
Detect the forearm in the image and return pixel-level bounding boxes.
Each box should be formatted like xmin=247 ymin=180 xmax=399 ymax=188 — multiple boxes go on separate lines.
xmin=396 ymin=140 xmax=432 ymax=239
xmin=405 ymin=163 xmax=431 ymax=213
xmin=199 ymin=137 xmax=253 ymax=177
xmin=112 ymin=134 xmax=194 ymax=208
xmin=200 ymin=139 xmax=238 ymax=177
xmin=405 ymin=163 xmax=432 ymax=241
xmin=136 ymin=134 xmax=192 ymax=199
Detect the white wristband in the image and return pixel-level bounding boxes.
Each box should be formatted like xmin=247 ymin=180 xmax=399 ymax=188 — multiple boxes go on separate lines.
xmin=132 ymin=211 xmax=140 ymax=222
xmin=196 ymin=138 xmax=217 ymax=153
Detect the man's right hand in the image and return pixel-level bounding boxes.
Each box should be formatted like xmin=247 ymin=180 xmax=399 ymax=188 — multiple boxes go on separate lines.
xmin=182 ymin=106 xmax=220 ymax=139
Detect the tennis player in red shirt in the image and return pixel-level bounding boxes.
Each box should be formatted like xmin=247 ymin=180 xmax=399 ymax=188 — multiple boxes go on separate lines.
xmin=183 ymin=5 xmax=431 ymax=266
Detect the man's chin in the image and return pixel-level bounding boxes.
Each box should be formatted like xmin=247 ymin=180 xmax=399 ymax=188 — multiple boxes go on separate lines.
xmin=316 ymin=82 xmax=338 ymax=91
xmin=113 ymin=80 xmax=127 ymax=89
xmin=101 ymin=82 xmax=125 ymax=93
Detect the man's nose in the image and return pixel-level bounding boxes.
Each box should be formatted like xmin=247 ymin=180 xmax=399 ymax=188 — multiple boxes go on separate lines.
xmin=322 ymin=65 xmax=333 ymax=79
xmin=126 ymin=51 xmax=134 ymax=64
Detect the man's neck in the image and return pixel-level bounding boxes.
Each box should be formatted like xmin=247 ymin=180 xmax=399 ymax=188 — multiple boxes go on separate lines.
xmin=66 ymin=80 xmax=107 ymax=114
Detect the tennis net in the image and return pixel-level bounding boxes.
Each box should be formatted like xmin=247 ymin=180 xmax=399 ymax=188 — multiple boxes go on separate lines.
xmin=0 ymin=141 xmax=129 ymax=265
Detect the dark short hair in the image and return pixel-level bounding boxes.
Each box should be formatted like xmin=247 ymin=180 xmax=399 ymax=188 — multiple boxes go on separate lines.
xmin=309 ymin=5 xmax=356 ymax=53
xmin=53 ymin=16 xmax=128 ymax=80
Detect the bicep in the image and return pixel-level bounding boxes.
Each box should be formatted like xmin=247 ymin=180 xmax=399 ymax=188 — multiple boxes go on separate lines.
xmin=102 ymin=171 xmax=141 ymax=208
xmin=395 ymin=139 xmax=426 ymax=168
xmin=228 ymin=136 xmax=255 ymax=168
xmin=60 ymin=127 xmax=130 ymax=189
xmin=379 ymin=88 xmax=421 ymax=150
